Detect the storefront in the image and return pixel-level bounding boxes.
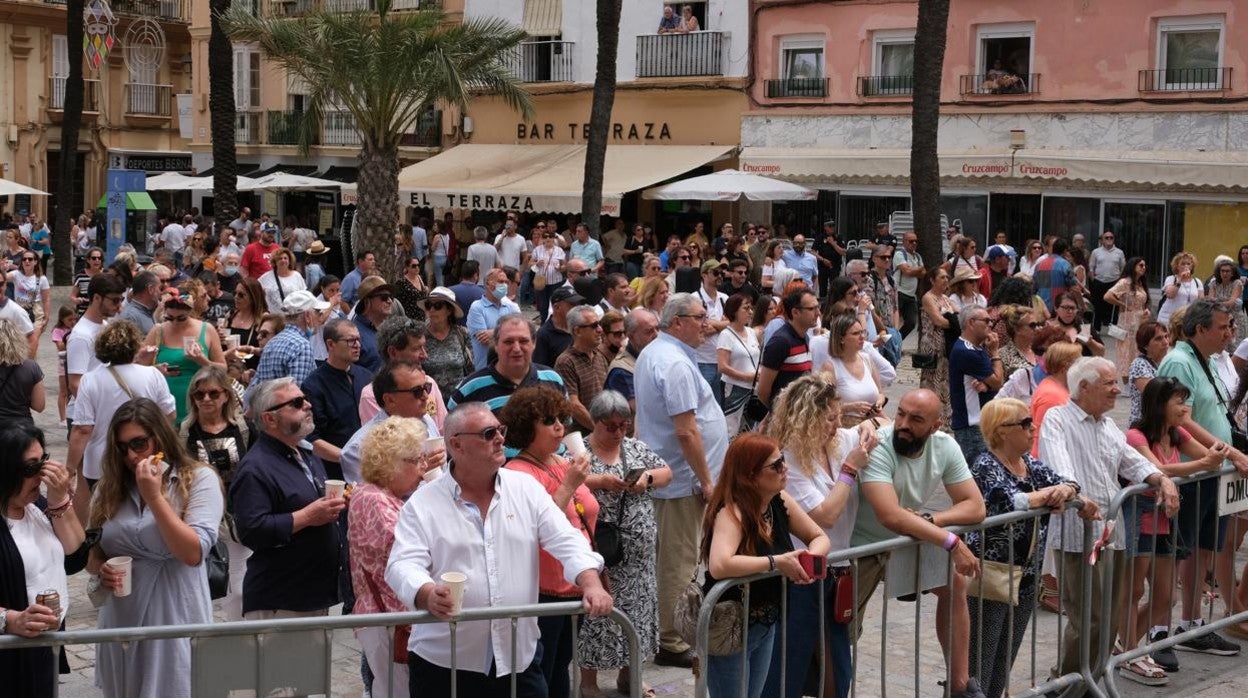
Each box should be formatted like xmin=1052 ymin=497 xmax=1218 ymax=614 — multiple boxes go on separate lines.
xmin=741 ymin=147 xmax=1248 ymax=283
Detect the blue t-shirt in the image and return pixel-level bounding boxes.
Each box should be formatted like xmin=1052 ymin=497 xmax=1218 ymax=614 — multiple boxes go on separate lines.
xmin=948 ymin=337 xmax=996 ymax=430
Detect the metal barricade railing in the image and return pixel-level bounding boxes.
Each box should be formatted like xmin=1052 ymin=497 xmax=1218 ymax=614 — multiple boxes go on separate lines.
xmin=0 ymin=601 xmax=643 ymax=698
xmin=1094 ymin=463 xmax=1248 ymax=698
xmin=694 ymin=502 xmax=1095 ymax=698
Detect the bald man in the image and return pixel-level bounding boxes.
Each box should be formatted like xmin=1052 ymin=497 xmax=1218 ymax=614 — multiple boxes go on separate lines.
xmin=851 ymin=389 xmax=989 ymax=698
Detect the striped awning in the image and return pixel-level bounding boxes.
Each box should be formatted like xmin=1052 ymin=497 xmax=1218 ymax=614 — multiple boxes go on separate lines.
xmin=522 ymin=0 xmax=562 ymax=37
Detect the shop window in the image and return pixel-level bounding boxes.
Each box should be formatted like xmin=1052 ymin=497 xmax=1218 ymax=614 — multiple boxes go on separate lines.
xmin=1041 ymin=196 xmax=1101 ymax=241
xmin=838 ymin=194 xmax=911 ymax=252
xmin=967 ymin=23 xmax=1035 ymax=94
xmin=865 ymin=30 xmax=914 ymax=95
xmin=1157 ymin=17 xmax=1223 ymax=89
xmin=1104 ymin=201 xmax=1168 ymax=286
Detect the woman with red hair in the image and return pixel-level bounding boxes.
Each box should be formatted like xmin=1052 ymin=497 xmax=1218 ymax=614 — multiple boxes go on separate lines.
xmin=700 ymin=433 xmax=830 ymax=697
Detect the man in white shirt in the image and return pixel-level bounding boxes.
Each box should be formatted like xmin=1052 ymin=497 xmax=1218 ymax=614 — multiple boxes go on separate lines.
xmin=411 ymin=217 xmax=429 ymax=265
xmin=385 ymin=402 xmax=611 ymax=695
xmin=493 ymin=220 xmax=528 ymax=271
xmin=158 ymin=213 xmax=186 ymax=256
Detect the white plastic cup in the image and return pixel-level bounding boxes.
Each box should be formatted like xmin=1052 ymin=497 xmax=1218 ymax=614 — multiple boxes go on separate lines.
xmin=107 ymin=556 xmax=133 ymax=597
xmin=183 ymin=336 xmax=197 ymax=353
xmin=324 ymin=479 xmax=346 ymax=498
xmin=422 ymin=437 xmax=446 ymax=482
xmin=562 ymin=432 xmax=586 ymax=457
xmin=224 ymin=334 xmax=240 ymax=351
xmin=441 ymin=571 xmax=467 ymax=615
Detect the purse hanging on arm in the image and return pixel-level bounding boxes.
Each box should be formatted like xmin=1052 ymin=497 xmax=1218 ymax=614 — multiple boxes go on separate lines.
xmin=727 ymin=327 xmax=768 ymax=431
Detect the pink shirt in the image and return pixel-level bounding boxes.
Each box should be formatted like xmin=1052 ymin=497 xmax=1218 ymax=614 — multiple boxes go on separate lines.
xmin=1031 ymin=377 xmax=1070 ymax=458
xmin=504 ymin=456 xmax=599 ymax=597
xmin=348 ymin=483 xmax=407 ymax=615
xmin=357 ymin=380 xmax=447 ymax=432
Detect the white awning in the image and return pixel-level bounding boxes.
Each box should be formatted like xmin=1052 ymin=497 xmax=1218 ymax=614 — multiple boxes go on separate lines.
xmin=739 ymin=147 xmax=1248 ymax=194
xmin=522 ymin=0 xmax=562 ymax=37
xmin=392 ymin=143 xmax=736 ymax=215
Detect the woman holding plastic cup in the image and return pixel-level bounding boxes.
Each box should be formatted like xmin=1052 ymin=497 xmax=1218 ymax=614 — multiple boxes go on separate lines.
xmin=87 ymin=398 xmax=224 ymax=698
xmin=349 ymin=416 xmax=440 ymax=697
xmin=500 ymin=387 xmax=600 ymax=698
xmin=0 ymin=424 xmax=83 ymax=696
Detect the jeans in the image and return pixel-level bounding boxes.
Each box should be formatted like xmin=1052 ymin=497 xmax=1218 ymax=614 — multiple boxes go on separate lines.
xmin=953 ymin=426 xmax=988 ymax=465
xmin=536 ymin=284 xmax=555 ymax=323
xmin=723 ymin=384 xmax=752 ymax=436
xmin=898 ymin=293 xmax=918 ymax=338
xmin=708 ymin=621 xmax=777 ymax=698
xmin=433 ymin=255 xmax=447 ymax=287
xmin=699 ymin=362 xmax=724 ymax=410
xmin=519 ymin=269 xmax=535 ymax=306
xmin=877 ymin=327 xmax=902 ymax=366
xmin=537 ymin=594 xmax=574 ymax=698
xmin=763 ymin=578 xmax=853 ymax=698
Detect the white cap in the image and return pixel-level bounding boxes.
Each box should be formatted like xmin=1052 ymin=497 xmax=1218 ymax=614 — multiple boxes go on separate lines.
xmin=281 ymin=289 xmax=331 ymax=314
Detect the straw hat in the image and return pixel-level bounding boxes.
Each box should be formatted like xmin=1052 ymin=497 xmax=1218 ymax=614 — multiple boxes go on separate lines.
xmin=306 ymin=240 xmax=329 ymax=256
xmin=950 ymin=266 xmax=982 ymax=286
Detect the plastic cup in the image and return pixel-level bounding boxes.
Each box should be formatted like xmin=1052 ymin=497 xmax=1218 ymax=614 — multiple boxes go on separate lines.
xmin=562 ymin=432 xmax=586 ymax=457
xmin=183 ymin=336 xmax=197 ymax=353
xmin=441 ymin=571 xmax=467 ymax=615
xmin=224 ymin=335 xmax=240 ymax=351
xmin=422 ymin=437 xmax=446 ymax=482
xmin=106 ymin=556 xmax=133 ymax=597
xmin=324 ymin=479 xmax=346 ymax=498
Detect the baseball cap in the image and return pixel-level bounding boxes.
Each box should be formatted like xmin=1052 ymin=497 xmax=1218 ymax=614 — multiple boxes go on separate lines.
xmin=550 ymin=286 xmax=586 ymax=306
xmin=986 ymin=244 xmax=1012 ymax=261
xmin=700 ymin=260 xmax=727 ymax=274
xmin=281 ymin=290 xmax=331 ymax=314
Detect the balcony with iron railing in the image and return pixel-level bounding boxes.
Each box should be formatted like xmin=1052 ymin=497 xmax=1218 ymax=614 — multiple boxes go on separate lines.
xmin=266 ymin=110 xmax=304 ymax=145
xmin=505 ymin=40 xmax=575 ymax=83
xmin=1139 ymin=67 xmax=1232 ymax=92
xmin=124 ymin=83 xmax=172 ymax=117
xmin=765 ymin=77 xmax=829 ymax=99
xmin=635 ymin=31 xmax=725 ymax=78
xmin=321 ymin=111 xmax=362 ymax=147
xmin=960 ymin=72 xmax=1041 ymax=96
xmin=857 ymin=75 xmax=914 ymax=97
xmin=111 ymin=0 xmax=190 ymax=22
xmin=236 ymin=111 xmax=263 ymax=145
xmin=260 ymin=0 xmax=429 ymax=16
xmin=49 ymin=76 xmax=101 ymax=113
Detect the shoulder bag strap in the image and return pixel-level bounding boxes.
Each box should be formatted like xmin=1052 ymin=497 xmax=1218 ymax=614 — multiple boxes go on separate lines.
xmin=1186 ymin=340 xmax=1230 ymax=409
xmin=107 ymin=365 xmax=136 ymax=399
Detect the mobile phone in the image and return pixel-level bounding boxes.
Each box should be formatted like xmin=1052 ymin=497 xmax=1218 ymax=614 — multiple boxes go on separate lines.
xmin=798 ymin=551 xmax=827 ymax=580
xmin=623 ymin=467 xmax=647 ymax=486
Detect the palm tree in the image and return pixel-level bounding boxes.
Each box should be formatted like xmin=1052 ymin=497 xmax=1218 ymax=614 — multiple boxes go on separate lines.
xmin=223 ymin=1 xmax=534 ymax=280
xmin=909 ymin=0 xmax=950 ymax=270
xmin=209 ymin=0 xmax=239 ymax=224
xmin=580 ymin=0 xmax=622 ymax=239
xmin=51 ymin=0 xmax=86 ymax=282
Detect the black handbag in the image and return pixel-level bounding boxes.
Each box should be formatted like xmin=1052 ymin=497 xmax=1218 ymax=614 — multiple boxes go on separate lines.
xmin=206 ymin=537 xmax=229 ymax=600
xmin=1186 ymin=340 xmax=1248 ymax=452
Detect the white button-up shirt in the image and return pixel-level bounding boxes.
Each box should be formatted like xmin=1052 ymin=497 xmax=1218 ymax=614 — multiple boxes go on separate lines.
xmin=385 ymin=468 xmax=603 ymax=675
xmin=1038 ymin=401 xmax=1161 ymax=551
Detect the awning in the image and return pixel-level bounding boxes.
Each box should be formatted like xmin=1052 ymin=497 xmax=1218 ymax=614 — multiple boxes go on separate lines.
xmin=194 ymin=164 xmax=259 ymax=178
xmin=316 ymin=166 xmax=358 ymax=183
xmin=393 ymin=144 xmax=735 ymax=215
xmin=739 ymin=147 xmax=1248 ymax=194
xmin=0 ymin=178 xmax=49 ymax=196
xmin=97 ymin=192 xmax=159 ymax=210
xmin=522 ymin=0 xmax=562 ymax=37
xmin=249 ymin=164 xmax=319 ymax=178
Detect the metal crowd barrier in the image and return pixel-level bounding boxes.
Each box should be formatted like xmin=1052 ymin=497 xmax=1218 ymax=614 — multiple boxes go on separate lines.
xmin=0 ymin=601 xmax=643 ymax=698
xmin=1093 ymin=464 xmax=1248 ymax=698
xmin=694 ymin=502 xmax=1096 ymax=698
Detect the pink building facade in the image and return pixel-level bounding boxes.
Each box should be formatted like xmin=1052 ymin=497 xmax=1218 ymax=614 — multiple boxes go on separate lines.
xmin=742 ymin=0 xmax=1248 ymax=280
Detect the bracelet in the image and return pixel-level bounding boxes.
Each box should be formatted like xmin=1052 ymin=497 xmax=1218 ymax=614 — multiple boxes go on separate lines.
xmin=46 ymin=498 xmax=71 ymax=513
xmin=766 ymin=554 xmax=776 ymax=572
xmin=942 ymin=532 xmax=960 ymax=551
xmin=837 ymin=473 xmax=857 ymax=488
xmin=840 ymin=463 xmax=859 ymax=478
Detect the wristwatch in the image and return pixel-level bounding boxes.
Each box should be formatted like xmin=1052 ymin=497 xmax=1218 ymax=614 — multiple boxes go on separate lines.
xmin=920 ymin=512 xmax=935 ymax=524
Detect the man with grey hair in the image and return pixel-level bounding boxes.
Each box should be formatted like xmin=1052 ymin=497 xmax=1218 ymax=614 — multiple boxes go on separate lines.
xmin=634 ymin=292 xmax=728 ymax=667
xmin=1157 ymin=298 xmax=1248 ymax=654
xmin=466 ymin=225 xmax=500 ymax=283
xmin=357 ymin=316 xmax=448 ymax=427
xmin=249 ymin=290 xmax=329 ymax=391
xmin=948 ymin=304 xmax=1003 ymax=462
xmin=606 ymin=308 xmax=660 ymax=414
xmin=555 ymin=304 xmax=609 ymax=432
xmin=230 ymin=377 xmax=346 ymax=619
xmin=1039 ymin=356 xmax=1178 ymax=680
xmin=466 ymin=267 xmax=520 ymax=369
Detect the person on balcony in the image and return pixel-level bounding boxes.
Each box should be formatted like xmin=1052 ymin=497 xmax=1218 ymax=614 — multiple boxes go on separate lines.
xmin=657 ymin=5 xmax=679 ymax=34
xmin=678 ymin=4 xmax=700 ymax=32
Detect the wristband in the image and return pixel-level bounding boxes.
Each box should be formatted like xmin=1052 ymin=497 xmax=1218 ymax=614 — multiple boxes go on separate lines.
xmin=766 ymin=554 xmax=776 ymax=572
xmin=840 ymin=463 xmax=859 ymax=478
xmin=46 ymin=498 xmax=71 ymax=512
xmin=942 ymin=532 xmax=959 ymax=551
xmin=837 ymin=473 xmax=856 ymax=488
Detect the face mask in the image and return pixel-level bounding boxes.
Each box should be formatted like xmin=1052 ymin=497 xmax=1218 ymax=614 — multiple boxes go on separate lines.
xmin=794 ymin=245 xmax=805 ymax=253
xmin=493 ymin=283 xmax=509 ymax=299
xmin=223 ymin=265 xmax=239 ymax=276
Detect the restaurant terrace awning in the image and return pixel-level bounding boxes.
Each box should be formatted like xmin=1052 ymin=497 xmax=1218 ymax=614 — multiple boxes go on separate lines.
xmin=392 ymin=143 xmax=735 ymax=215
xmin=738 ymin=147 xmax=1248 ymax=194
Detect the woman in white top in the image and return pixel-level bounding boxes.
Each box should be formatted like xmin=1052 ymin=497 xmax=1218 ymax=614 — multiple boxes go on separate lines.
xmin=1018 ymin=238 xmax=1043 ymax=277
xmin=716 ymin=293 xmax=760 ymax=436
xmin=1157 ymin=251 xmax=1204 ymax=326
xmin=530 ymin=230 xmax=567 ymax=321
xmin=257 ymin=247 xmax=307 ymax=314
xmin=678 ymin=4 xmax=700 ymax=32
xmin=763 ymin=373 xmax=878 ymax=698
xmin=0 ymin=423 xmax=84 ymax=696
xmin=429 ymin=220 xmax=451 ymax=287
xmin=760 ymin=240 xmax=788 ymax=290
xmin=820 ymin=312 xmax=886 ymax=427
xmin=8 ymin=252 xmax=50 ymax=325
xmin=947 ymin=265 xmax=986 ymax=312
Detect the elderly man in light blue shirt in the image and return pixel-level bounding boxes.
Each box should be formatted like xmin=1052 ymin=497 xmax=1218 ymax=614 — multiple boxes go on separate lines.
xmin=466 ymin=268 xmax=521 ymax=369
xmin=634 ymin=292 xmax=728 ymax=665
xmin=569 ymin=222 xmax=605 ymax=277
xmin=782 ymin=234 xmax=820 ymax=288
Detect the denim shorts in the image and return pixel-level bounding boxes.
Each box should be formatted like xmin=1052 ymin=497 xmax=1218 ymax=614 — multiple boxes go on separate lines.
xmin=1122 ymin=494 xmax=1175 ymax=558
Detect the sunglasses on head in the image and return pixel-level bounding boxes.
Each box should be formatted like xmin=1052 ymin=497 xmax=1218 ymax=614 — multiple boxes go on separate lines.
xmin=19 ymin=453 xmax=49 ymax=478
xmin=265 ymin=395 xmax=309 ymax=412
xmin=116 ymin=436 xmax=152 ymax=455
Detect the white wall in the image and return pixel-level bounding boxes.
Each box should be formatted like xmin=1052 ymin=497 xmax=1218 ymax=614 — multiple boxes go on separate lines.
xmin=465 ymin=0 xmax=749 ymax=84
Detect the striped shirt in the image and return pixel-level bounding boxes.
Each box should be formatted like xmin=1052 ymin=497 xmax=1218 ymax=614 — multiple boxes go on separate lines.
xmin=1038 ymin=400 xmax=1161 ymax=552
xmin=760 ymin=322 xmax=812 ymax=403
xmin=446 ymin=364 xmax=567 ymax=415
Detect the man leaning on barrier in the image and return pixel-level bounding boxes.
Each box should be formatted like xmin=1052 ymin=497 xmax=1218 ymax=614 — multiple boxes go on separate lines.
xmin=1038 ymin=356 xmax=1179 ymax=682
xmin=385 ymin=402 xmax=613 ymax=697
xmin=851 ymin=388 xmax=989 ymax=698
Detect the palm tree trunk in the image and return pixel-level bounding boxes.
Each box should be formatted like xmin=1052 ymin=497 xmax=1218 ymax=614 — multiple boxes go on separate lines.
xmin=910 ymin=0 xmax=950 ymax=270
xmin=356 ymin=141 xmax=401 ymax=281
xmin=209 ymin=0 xmax=239 ymax=222
xmin=51 ymin=0 xmax=86 ymax=282
xmin=580 ymin=0 xmax=622 ymax=238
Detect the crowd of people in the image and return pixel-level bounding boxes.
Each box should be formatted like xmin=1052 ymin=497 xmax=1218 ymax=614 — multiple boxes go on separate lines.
xmin=0 ymin=206 xmax=1247 ymax=698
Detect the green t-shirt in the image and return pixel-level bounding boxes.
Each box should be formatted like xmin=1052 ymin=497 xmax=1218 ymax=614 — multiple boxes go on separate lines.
xmin=852 ymin=426 xmax=973 ymax=546
xmin=1157 ymin=341 xmax=1231 ymax=446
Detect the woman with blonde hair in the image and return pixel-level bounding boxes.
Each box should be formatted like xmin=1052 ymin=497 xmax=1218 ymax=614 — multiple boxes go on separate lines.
xmin=638 ymin=275 xmax=669 ymax=315
xmin=821 ymin=312 xmax=886 ymax=427
xmin=258 ymin=247 xmax=306 ymax=314
xmin=1029 ymin=341 xmax=1083 ymax=457
xmin=763 ymin=373 xmax=876 ymax=698
xmin=1018 ymin=239 xmax=1044 ymax=277
xmin=0 ymin=319 xmax=45 ymax=425
xmin=349 ymin=416 xmax=439 ymax=697
xmin=1157 ymin=251 xmax=1203 ymax=326
xmin=628 ymin=253 xmax=662 ymax=302
xmin=86 ymin=398 xmax=224 ymax=697
xmin=179 ymin=278 xmax=209 ymax=319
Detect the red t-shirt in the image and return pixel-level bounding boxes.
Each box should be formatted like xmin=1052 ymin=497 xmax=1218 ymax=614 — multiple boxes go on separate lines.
xmin=241 ymin=241 xmax=279 ymax=278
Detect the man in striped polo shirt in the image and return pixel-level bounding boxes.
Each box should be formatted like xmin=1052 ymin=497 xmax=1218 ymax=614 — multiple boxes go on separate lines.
xmin=446 ymin=314 xmax=566 ymax=419
xmin=756 ymin=287 xmax=819 ymax=408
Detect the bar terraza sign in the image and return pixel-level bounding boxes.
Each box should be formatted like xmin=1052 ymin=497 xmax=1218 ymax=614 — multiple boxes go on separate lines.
xmin=518 ymin=122 xmax=673 ymax=141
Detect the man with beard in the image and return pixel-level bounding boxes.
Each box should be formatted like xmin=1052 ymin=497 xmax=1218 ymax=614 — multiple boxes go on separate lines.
xmin=240 ymin=220 xmax=281 ymax=279
xmin=852 ymin=389 xmax=989 ymax=698
xmin=229 ymin=377 xmax=346 ymax=619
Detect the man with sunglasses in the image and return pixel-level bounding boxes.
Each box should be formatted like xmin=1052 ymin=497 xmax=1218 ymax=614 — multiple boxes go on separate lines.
xmin=66 ymin=273 xmax=126 ymax=429
xmin=301 ymin=318 xmax=373 ymax=480
xmin=340 ymin=361 xmax=441 ymax=483
xmin=1088 ymin=230 xmax=1125 ymax=332
xmin=695 ymin=260 xmax=730 ymax=408
xmin=356 ymin=316 xmax=448 ymax=428
xmin=554 ymin=305 xmax=610 ymax=433
xmin=230 ymin=377 xmax=346 ymax=620
xmin=534 ymin=286 xmax=583 ymax=367
xmin=352 ymin=276 xmax=396 ymax=373
xmin=949 ymin=306 xmax=1004 ymax=463
xmin=893 ymin=232 xmax=925 ymax=338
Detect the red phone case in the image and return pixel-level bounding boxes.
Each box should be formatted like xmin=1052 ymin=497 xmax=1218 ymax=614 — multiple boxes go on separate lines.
xmin=798 ymin=551 xmax=827 ymax=580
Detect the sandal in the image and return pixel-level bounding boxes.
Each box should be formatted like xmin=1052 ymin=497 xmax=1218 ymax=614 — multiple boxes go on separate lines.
xmin=1118 ymin=656 xmax=1168 ymax=686
xmin=616 ymin=677 xmax=657 ymax=698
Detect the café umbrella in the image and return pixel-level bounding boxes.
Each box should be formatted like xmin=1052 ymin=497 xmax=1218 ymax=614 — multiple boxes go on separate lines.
xmin=641 ymin=168 xmax=817 ymax=202
xmin=0 ymin=178 xmax=49 ymax=196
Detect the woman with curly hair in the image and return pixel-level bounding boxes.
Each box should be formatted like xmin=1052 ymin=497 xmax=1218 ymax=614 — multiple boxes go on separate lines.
xmin=499 ymin=387 xmax=600 ymax=698
xmin=86 ymin=398 xmax=224 ymax=698
xmin=995 ymin=304 xmax=1040 ymax=379
xmin=1207 ymin=256 xmax=1246 ymax=350
xmin=1157 ymin=251 xmax=1203 ymax=326
xmin=762 ymin=374 xmax=876 ymax=698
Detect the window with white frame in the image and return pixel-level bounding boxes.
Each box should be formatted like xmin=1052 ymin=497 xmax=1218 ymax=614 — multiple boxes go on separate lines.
xmin=869 ymin=30 xmax=914 ymax=95
xmin=51 ymin=35 xmax=69 ymax=109
xmin=776 ymin=35 xmax=825 ymax=97
xmin=1157 ymin=16 xmax=1224 ymax=89
xmin=232 ymin=44 xmax=262 ymax=110
xmin=972 ymin=22 xmax=1035 ymax=94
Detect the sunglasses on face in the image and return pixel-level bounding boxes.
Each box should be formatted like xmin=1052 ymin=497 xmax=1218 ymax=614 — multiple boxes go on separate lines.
xmin=763 ymin=456 xmax=786 ymax=473
xmin=373 ymin=294 xmax=394 ymax=303
xmin=1003 ymin=417 xmax=1035 ymax=430
xmin=265 ymin=395 xmax=309 ymax=412
xmin=89 ymin=256 xmax=103 ymax=261
xmin=388 ymin=384 xmax=430 ymax=399
xmin=20 ymin=453 xmax=50 ymax=478
xmin=408 ymin=262 xmax=421 ymax=269
xmin=426 ymin=302 xmax=449 ymax=312
xmin=192 ymin=389 xmax=224 ymax=402
xmin=541 ymin=414 xmax=572 ymax=427
xmin=1058 ymin=305 xmax=1078 ymax=312
xmin=22 ymin=257 xmax=35 ymax=262
xmin=455 ymin=425 xmax=508 ymax=441
xmin=116 ymin=436 xmax=153 ymax=455
xmin=606 ymin=329 xmax=625 ymax=337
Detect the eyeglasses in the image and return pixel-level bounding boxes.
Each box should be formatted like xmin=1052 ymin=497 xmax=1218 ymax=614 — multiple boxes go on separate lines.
xmin=799 ymin=304 xmax=821 ymax=311
xmin=265 ymin=395 xmax=309 ymax=412
xmin=116 ymin=436 xmax=153 ymax=454
xmin=763 ymin=456 xmax=786 ymax=473
xmin=455 ymin=424 xmax=508 ymax=441
xmin=599 ymin=420 xmax=631 ymax=433
xmin=331 ymin=336 xmax=362 ymax=346
xmin=1058 ymin=305 xmax=1079 ymax=312
xmin=19 ymin=453 xmax=50 ymax=478
xmin=678 ymin=313 xmax=707 ymax=322
xmin=389 ymin=383 xmax=431 ymax=399
xmin=1003 ymin=417 xmax=1035 ymax=430
xmin=192 ymin=389 xmax=224 ymax=402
